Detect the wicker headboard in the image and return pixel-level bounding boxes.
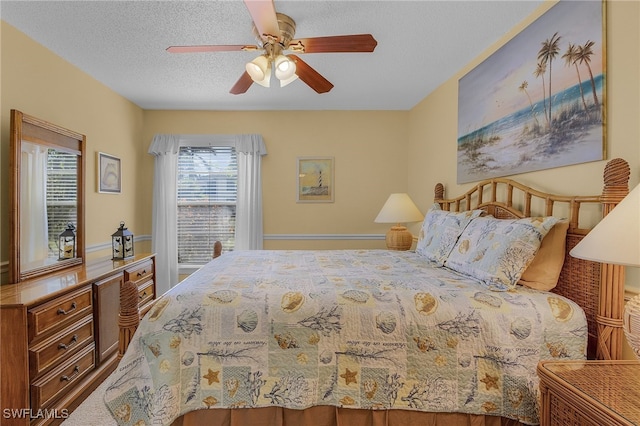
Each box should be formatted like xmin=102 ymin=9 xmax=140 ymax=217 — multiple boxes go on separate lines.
xmin=434 ymin=158 xmax=631 ymax=360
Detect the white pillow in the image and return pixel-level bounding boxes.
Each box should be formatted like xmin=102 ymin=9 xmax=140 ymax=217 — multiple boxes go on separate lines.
xmin=445 ymin=216 xmax=559 ymax=291
xmin=415 ymin=203 xmax=484 ymax=266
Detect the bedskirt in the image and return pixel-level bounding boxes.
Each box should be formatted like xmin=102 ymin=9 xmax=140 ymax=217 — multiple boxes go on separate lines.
xmin=173 ymin=406 xmax=525 ymax=426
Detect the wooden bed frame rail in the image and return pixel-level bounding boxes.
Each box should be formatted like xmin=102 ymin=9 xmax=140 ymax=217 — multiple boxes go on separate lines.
xmin=119 ymin=159 xmax=631 ymax=362
xmin=434 ymin=158 xmax=631 ymax=360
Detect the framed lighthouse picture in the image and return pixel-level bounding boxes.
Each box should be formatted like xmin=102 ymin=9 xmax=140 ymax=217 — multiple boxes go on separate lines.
xmin=297 ymin=157 xmax=334 ymax=203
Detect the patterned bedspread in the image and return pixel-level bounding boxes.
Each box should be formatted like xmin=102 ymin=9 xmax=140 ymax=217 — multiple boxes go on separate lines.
xmin=104 ymin=250 xmax=587 ymax=425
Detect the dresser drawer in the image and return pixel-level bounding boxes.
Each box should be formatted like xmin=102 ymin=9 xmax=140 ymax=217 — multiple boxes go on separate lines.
xmin=29 ymin=315 xmax=94 ymax=379
xmin=138 ymin=279 xmax=155 ymax=308
xmin=125 ymin=260 xmax=154 ymax=285
xmin=30 ymin=343 xmax=95 ymax=409
xmin=28 ymin=287 xmax=93 ymax=343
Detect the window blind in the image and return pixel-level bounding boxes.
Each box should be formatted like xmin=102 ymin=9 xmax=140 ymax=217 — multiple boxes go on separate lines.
xmin=177 ymin=146 xmax=237 ymax=264
xmin=46 ymin=149 xmax=78 ymax=257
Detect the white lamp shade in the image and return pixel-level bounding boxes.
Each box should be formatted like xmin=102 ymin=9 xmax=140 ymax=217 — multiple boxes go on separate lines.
xmin=374 ymin=193 xmax=424 ymax=224
xmin=275 ymin=55 xmax=296 ymax=80
xmin=279 ymin=73 xmax=299 ymax=87
xmin=246 ymin=55 xmax=269 ymax=82
xmin=569 ymin=183 xmax=640 ymax=267
xmin=253 ymin=65 xmax=271 ymax=88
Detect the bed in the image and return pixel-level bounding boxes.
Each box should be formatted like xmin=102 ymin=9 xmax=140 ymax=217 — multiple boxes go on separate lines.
xmin=105 ymin=158 xmax=631 ymax=426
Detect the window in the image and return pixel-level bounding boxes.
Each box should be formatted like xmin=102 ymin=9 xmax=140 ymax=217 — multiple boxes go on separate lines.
xmin=46 ymin=149 xmax=78 ymax=257
xmin=177 ymin=146 xmax=237 ymax=265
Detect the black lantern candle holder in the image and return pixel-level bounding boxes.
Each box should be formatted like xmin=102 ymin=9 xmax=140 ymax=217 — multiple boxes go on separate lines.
xmin=58 ymin=223 xmax=76 ymax=260
xmin=112 ymin=221 xmax=134 ymax=260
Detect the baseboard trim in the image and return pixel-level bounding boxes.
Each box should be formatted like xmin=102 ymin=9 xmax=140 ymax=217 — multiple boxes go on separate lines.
xmin=87 ymin=234 xmax=382 ymax=254
xmin=3 ymin=235 xmax=381 ymax=276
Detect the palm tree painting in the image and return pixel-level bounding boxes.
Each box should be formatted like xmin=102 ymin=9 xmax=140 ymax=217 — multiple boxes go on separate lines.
xmin=457 ymin=1 xmax=605 ymax=184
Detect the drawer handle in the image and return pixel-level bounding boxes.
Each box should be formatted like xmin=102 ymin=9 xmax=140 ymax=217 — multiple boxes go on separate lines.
xmin=57 ymin=302 xmax=77 ymax=315
xmin=139 ymin=291 xmax=148 ymax=300
xmin=60 ymin=365 xmax=80 ymax=382
xmin=58 ymin=334 xmax=78 ymax=350
xmin=137 ymin=269 xmax=147 ymax=277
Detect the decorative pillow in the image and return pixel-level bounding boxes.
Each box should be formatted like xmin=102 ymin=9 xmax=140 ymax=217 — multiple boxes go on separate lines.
xmin=445 ymin=216 xmax=559 ymax=291
xmin=518 ymin=219 xmax=569 ymax=291
xmin=415 ymin=203 xmax=485 ymax=266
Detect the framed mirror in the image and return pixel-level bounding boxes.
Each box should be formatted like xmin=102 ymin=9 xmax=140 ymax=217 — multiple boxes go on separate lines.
xmin=9 ymin=110 xmax=86 ymax=282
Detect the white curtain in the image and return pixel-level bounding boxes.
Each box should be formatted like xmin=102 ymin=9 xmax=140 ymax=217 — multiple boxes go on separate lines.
xmin=235 ymin=134 xmax=267 ymax=250
xmin=21 ymin=142 xmax=49 ymax=265
xmin=149 ymin=134 xmax=266 ymax=292
xmin=148 ymin=134 xmax=180 ymax=296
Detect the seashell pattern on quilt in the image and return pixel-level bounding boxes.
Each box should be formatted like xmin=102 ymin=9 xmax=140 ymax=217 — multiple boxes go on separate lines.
xmin=104 ymin=250 xmax=587 ymax=426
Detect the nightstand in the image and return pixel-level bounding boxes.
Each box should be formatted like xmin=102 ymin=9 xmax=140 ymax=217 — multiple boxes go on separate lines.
xmin=538 ymin=360 xmax=640 ymax=426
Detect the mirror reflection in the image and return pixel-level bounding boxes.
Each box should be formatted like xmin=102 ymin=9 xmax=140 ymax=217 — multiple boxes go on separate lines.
xmin=10 ymin=109 xmax=85 ymax=282
xmin=20 ymin=142 xmax=78 ymax=270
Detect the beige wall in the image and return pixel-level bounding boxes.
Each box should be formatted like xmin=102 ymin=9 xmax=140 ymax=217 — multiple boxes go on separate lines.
xmin=407 ymin=0 xmax=639 ymax=275
xmin=0 ymin=20 xmax=411 ymax=283
xmin=1 ymin=0 xmax=639 ymax=356
xmin=0 ymin=22 xmax=148 ymax=284
xmin=141 ymin=110 xmax=409 ymax=250
xmin=405 ymin=0 xmax=640 ymax=358
xmin=2 ymin=1 xmax=638 ymax=262
xmin=408 ymin=0 xmax=639 ymax=201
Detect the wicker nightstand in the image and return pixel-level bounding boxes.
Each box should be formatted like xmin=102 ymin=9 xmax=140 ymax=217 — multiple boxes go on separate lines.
xmin=538 ymin=360 xmax=640 ymax=426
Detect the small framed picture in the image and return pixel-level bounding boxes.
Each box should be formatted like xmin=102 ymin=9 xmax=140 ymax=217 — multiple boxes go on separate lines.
xmin=97 ymin=152 xmax=121 ymax=194
xmin=297 ymin=156 xmax=334 ymax=203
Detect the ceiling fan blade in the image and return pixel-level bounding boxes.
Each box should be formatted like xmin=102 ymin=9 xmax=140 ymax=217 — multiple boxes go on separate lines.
xmin=288 ymin=34 xmax=377 ymax=54
xmin=167 ymin=45 xmax=259 ymax=53
xmin=288 ymin=55 xmax=333 ymax=94
xmin=244 ymin=0 xmax=280 ymax=42
xmin=230 ymin=71 xmax=254 ymax=95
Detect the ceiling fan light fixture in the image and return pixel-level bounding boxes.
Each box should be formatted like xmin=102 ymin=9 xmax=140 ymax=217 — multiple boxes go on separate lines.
xmin=279 ymin=73 xmax=298 ymax=87
xmin=254 ymin=65 xmax=271 ymax=88
xmin=246 ymin=55 xmax=269 ymax=82
xmin=168 ymin=4 xmax=377 ymax=95
xmin=274 ymin=54 xmax=296 ymax=80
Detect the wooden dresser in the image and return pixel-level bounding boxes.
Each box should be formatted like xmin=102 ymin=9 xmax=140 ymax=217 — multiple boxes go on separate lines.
xmin=0 ymin=254 xmax=156 ymax=426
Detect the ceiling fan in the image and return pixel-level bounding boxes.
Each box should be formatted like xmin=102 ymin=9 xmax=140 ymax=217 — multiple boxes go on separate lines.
xmin=166 ymin=0 xmax=377 ymax=95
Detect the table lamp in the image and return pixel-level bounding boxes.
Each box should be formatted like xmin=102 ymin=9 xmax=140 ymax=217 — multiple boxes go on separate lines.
xmin=374 ymin=193 xmax=424 ymax=251
xmin=569 ymin=183 xmax=640 ymax=358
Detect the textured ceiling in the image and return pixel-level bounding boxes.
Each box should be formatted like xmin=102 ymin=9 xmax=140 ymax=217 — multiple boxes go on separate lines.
xmin=1 ymin=0 xmax=543 ymax=111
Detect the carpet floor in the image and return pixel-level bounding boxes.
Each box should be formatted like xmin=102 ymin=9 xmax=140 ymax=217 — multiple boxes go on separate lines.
xmin=61 ymin=379 xmax=116 ymax=426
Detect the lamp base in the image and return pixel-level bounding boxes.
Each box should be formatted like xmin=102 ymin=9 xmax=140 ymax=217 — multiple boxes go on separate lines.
xmin=385 ymin=225 xmax=413 ymax=251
